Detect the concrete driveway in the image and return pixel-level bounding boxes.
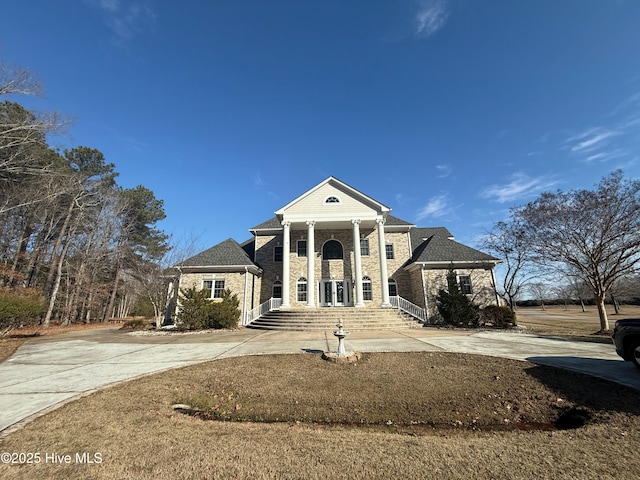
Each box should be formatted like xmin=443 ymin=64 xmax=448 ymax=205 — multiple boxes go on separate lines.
xmin=1 ymin=326 xmax=637 ymax=434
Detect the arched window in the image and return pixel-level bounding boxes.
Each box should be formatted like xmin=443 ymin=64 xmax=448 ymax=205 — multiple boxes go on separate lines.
xmin=297 ymin=277 xmax=307 ymax=302
xmin=325 ymin=196 xmax=340 ymax=204
xmin=273 ymin=280 xmax=282 ymax=299
xmin=388 ymin=278 xmax=398 ymax=297
xmin=362 ymin=276 xmax=372 ymax=301
xmin=322 ymin=240 xmax=343 ymax=260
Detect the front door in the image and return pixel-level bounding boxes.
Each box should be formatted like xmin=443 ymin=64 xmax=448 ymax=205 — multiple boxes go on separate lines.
xmin=320 ymin=280 xmax=350 ymax=306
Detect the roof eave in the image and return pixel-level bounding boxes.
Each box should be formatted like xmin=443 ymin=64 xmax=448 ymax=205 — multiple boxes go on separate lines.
xmin=405 ymin=260 xmax=501 ymax=271
xmin=179 ymin=265 xmax=263 ymax=275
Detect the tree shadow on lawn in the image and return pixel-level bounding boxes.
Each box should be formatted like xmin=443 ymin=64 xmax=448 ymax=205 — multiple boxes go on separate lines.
xmin=524 ymin=358 xmax=640 ymax=416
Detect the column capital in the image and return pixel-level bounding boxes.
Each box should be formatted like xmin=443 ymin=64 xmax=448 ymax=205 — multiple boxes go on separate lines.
xmin=376 ymin=217 xmax=386 ymax=226
xmin=306 ymin=220 xmax=316 ymax=227
xmin=351 ymin=219 xmax=361 ymax=226
xmin=282 ymin=220 xmax=291 ymax=227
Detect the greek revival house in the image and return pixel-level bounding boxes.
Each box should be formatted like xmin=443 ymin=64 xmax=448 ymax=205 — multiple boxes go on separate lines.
xmin=176 ymin=177 xmax=500 ymax=328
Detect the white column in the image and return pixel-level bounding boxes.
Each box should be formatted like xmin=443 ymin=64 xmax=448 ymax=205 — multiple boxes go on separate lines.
xmin=377 ymin=218 xmax=390 ymax=307
xmin=352 ymin=219 xmax=364 ymax=307
xmin=306 ymin=220 xmax=315 ymax=307
xmin=281 ymin=221 xmax=291 ymax=308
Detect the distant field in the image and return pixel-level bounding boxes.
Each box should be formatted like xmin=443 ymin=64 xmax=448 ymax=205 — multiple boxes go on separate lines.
xmin=515 ymin=305 xmax=640 ymax=338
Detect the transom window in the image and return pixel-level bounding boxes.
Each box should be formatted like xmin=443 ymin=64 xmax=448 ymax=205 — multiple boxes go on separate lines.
xmin=360 ymin=238 xmax=370 ymax=256
xmin=362 ymin=276 xmax=372 ymax=301
xmin=322 ymin=240 xmax=343 ymax=260
xmin=325 ymin=196 xmax=341 ymax=204
xmin=203 ymin=279 xmax=225 ymax=299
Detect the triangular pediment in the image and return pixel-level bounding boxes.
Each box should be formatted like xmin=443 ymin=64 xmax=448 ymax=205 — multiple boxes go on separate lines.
xmin=275 ymin=177 xmax=390 ymax=223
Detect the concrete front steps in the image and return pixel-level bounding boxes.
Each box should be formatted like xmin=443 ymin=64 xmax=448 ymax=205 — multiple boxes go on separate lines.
xmin=246 ymin=307 xmax=423 ymax=331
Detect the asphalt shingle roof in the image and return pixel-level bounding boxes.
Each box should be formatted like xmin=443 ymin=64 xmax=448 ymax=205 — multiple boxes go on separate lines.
xmin=250 ymin=217 xmax=281 ymax=230
xmin=180 ymin=238 xmax=257 ymax=267
xmin=410 ymin=228 xmax=499 ymax=264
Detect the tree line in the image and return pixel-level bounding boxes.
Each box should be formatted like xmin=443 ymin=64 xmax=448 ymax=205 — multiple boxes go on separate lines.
xmin=0 ymin=63 xmax=170 ymax=333
xmin=482 ymin=170 xmax=640 ymax=332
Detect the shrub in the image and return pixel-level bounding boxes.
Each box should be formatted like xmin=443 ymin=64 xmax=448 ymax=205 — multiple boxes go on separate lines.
xmin=436 ymin=270 xmax=479 ymax=327
xmin=177 ymin=287 xmax=240 ymax=331
xmin=120 ymin=318 xmax=152 ymax=330
xmin=479 ymin=305 xmax=517 ymax=328
xmin=0 ymin=288 xmax=46 ymax=334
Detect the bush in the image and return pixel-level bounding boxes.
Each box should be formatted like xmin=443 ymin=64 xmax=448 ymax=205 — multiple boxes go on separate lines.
xmin=0 ymin=288 xmax=46 ymax=333
xmin=177 ymin=287 xmax=240 ymax=331
xmin=436 ymin=270 xmax=479 ymax=327
xmin=479 ymin=305 xmax=517 ymax=328
xmin=120 ymin=318 xmax=152 ymax=330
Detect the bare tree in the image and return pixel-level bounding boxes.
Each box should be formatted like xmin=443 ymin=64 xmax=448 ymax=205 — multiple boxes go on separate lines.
xmin=517 ymin=170 xmax=640 ymax=332
xmin=481 ymin=218 xmax=537 ymax=310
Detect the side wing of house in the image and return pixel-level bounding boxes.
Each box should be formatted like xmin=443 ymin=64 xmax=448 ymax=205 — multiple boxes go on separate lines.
xmin=403 ymin=228 xmax=501 ymax=317
xmin=176 ymin=238 xmax=262 ymax=324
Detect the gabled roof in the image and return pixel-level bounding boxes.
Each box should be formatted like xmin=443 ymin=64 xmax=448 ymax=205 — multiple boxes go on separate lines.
xmin=275 ymin=176 xmax=390 ymax=217
xmin=179 ymin=238 xmax=261 ymax=273
xmin=408 ymin=228 xmax=499 ymax=268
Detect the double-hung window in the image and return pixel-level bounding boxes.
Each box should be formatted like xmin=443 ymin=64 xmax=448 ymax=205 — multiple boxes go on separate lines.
xmin=362 ymin=276 xmax=372 ymax=301
xmin=385 ymin=243 xmax=394 ymax=260
xmin=203 ymin=279 xmax=225 ymax=299
xmin=458 ymin=275 xmax=473 ymax=295
xmin=297 ymin=240 xmax=307 ymax=257
xmin=360 ymin=238 xmax=370 ymax=256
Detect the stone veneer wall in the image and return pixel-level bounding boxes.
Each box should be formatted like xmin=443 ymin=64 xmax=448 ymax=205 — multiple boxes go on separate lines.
xmin=177 ymin=271 xmax=258 ymax=318
xmin=252 ymin=233 xmax=280 ymax=302
xmin=421 ymin=268 xmax=497 ymax=318
xmin=254 ymin=227 xmax=414 ymax=307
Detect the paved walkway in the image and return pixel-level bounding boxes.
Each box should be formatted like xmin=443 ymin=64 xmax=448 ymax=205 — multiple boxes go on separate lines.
xmin=1 ymin=326 xmax=637 ymax=433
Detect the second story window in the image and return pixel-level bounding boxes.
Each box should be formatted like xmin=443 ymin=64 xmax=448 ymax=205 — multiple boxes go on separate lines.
xmin=360 ymin=238 xmax=369 ymax=256
xmin=385 ymin=243 xmax=394 ymax=260
xmin=297 ymin=240 xmax=307 ymax=257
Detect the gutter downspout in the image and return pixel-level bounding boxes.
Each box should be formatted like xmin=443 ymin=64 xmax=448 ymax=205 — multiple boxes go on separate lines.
xmin=421 ymin=266 xmax=430 ymax=319
xmin=490 ymin=266 xmax=500 ymax=306
xmin=243 ymin=266 xmax=249 ymax=325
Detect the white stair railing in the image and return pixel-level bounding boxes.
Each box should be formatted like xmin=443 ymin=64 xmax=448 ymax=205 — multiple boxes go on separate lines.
xmin=244 ymin=297 xmax=282 ymax=325
xmin=389 ymin=296 xmax=428 ymax=324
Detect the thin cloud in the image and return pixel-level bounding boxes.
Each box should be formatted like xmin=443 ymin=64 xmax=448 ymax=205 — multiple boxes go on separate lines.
xmin=436 ymin=164 xmax=451 ymax=178
xmin=415 ymin=0 xmax=449 ymax=38
xmin=85 ymin=0 xmax=156 ymax=45
xmin=480 ymin=173 xmax=559 ymax=204
xmin=253 ymin=173 xmax=266 ymax=187
xmin=567 ymin=127 xmax=619 ymax=153
xmin=416 ymin=195 xmax=449 ymax=220
xmin=585 ymin=148 xmax=627 ymax=163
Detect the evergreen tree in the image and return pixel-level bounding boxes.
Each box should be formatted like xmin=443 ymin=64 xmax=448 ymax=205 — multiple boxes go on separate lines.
xmin=436 ymin=268 xmax=479 ymax=327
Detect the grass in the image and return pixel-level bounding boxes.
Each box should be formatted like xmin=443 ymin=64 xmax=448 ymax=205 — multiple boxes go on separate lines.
xmin=1 ymin=351 xmax=639 ymax=479
xmin=515 ymin=304 xmax=640 ymax=338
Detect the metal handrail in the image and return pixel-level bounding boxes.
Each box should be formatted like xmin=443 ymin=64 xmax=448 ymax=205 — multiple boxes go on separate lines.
xmin=244 ymin=297 xmax=282 ymax=325
xmin=389 ymin=296 xmax=428 ymax=323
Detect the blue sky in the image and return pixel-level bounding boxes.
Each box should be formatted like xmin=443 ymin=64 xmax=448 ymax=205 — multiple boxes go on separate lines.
xmin=3 ymin=0 xmax=640 ymax=252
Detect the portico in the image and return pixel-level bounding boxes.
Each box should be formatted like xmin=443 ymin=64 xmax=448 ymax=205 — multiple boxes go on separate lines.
xmin=278 ymin=215 xmax=391 ymax=309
